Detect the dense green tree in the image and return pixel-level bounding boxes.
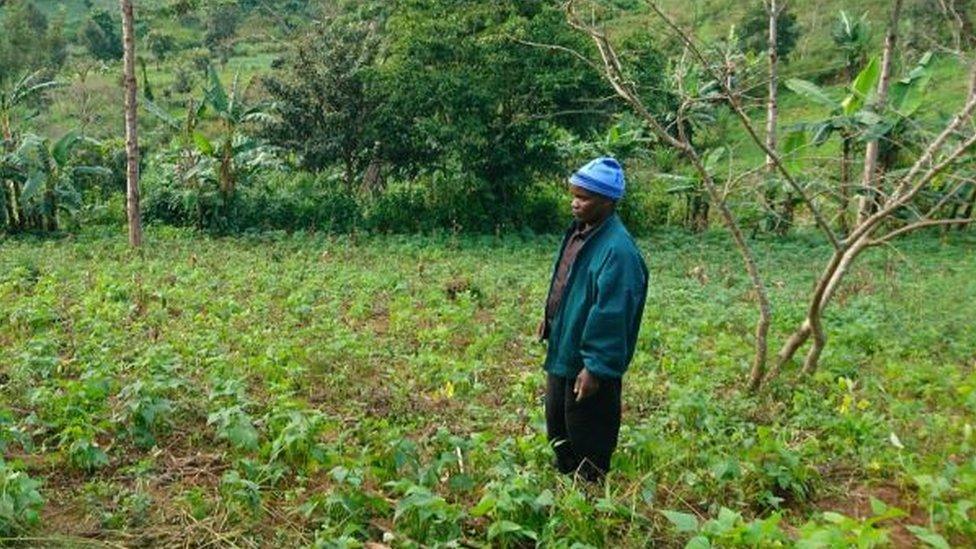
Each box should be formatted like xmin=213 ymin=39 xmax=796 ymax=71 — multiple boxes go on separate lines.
xmin=45 ymin=12 xmax=68 ymax=69
xmin=78 ymin=9 xmax=124 ymax=61
xmin=262 ymin=16 xmax=391 ymax=186
xmin=146 ymin=30 xmax=178 ymax=68
xmin=378 ymin=0 xmax=611 ymax=202
xmin=0 ymin=1 xmax=64 ymax=82
xmin=166 ymin=0 xmax=200 ymax=18
xmin=267 ymin=0 xmax=615 ymax=212
xmin=204 ymin=3 xmax=242 ymax=48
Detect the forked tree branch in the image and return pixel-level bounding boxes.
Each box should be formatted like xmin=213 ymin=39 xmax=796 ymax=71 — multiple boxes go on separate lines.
xmin=852 ymin=124 xmax=976 ymax=244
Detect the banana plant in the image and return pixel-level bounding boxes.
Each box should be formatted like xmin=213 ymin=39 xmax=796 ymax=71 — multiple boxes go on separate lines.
xmin=1 ymin=148 xmax=22 ymax=229
xmin=1 ymin=71 xmax=61 ymax=231
xmin=202 ymin=66 xmax=279 ymax=201
xmin=8 ymin=130 xmax=111 ymax=231
xmin=144 ymin=96 xmax=211 ymax=227
xmin=0 ymin=72 xmax=60 ymax=144
xmin=654 ymin=54 xmax=730 ymax=232
xmin=660 ymin=147 xmax=727 ymax=232
xmin=784 ymin=52 xmax=934 ymax=232
xmin=831 ymin=11 xmax=872 ymax=84
xmin=144 ymin=69 xmax=278 ymax=228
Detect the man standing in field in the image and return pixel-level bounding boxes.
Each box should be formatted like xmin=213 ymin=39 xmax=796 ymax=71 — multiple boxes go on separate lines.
xmin=539 ymin=157 xmax=648 ymax=482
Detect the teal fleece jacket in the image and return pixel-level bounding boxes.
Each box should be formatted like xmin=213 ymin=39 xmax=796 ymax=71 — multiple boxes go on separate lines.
xmin=542 ymin=213 xmax=648 ymax=380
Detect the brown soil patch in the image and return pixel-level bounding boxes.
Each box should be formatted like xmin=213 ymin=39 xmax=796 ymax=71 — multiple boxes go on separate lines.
xmin=812 ymin=481 xmax=927 ymax=548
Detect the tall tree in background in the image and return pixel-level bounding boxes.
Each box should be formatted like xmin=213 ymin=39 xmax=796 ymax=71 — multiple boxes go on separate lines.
xmin=0 ymin=0 xmax=66 ymax=82
xmin=765 ymin=0 xmax=780 ymax=176
xmin=263 ymin=17 xmax=386 ymax=186
xmin=740 ymin=0 xmax=799 ymax=59
xmin=764 ymin=0 xmax=786 ymax=233
xmin=80 ymin=9 xmax=124 ymax=61
xmin=121 ymin=0 xmax=142 ymax=247
xmin=857 ymin=0 xmax=902 ymax=224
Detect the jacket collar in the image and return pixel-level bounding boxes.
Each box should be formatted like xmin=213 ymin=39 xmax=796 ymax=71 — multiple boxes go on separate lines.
xmin=566 ymin=212 xmax=619 ymax=241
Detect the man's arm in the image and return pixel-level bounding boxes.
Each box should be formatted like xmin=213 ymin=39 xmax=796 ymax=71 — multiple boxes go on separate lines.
xmin=578 ymin=250 xmax=646 ymax=382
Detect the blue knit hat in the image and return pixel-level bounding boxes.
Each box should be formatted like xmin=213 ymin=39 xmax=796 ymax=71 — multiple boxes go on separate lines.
xmin=569 ymin=157 xmax=625 ymax=201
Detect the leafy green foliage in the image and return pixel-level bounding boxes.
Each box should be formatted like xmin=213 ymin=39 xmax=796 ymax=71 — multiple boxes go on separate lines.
xmin=832 ymin=11 xmax=873 ymax=82
xmin=261 ymin=15 xmax=389 ymax=181
xmin=738 ymin=2 xmax=801 ymax=60
xmin=0 ymin=1 xmax=66 ymax=82
xmin=263 ymin=0 xmax=614 ymax=229
xmin=204 ymin=2 xmax=241 ymax=51
xmin=4 ymin=130 xmax=110 ymax=232
xmin=1 ymin=228 xmax=975 ymax=544
xmin=146 ymin=30 xmax=178 ymax=66
xmin=0 ymin=459 xmax=44 ymax=537
xmin=78 ymin=9 xmax=123 ymax=61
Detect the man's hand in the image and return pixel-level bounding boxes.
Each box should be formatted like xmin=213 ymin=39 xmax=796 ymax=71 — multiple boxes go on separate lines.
xmin=574 ymin=368 xmax=601 ymax=402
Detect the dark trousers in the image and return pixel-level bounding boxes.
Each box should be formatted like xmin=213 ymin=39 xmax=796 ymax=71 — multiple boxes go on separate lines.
xmin=545 ymin=373 xmax=622 ymax=481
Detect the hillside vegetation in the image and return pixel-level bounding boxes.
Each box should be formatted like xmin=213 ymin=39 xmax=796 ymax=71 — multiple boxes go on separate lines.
xmin=3 ymin=1 xmax=976 ymax=546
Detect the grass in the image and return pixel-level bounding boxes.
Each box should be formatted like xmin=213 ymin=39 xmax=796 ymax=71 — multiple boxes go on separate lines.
xmin=1 ymin=226 xmax=975 ymax=545
xmin=16 ymin=0 xmax=116 ymax=30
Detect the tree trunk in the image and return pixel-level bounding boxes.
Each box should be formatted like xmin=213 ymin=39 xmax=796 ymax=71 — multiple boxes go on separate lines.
xmin=858 ymin=0 xmax=902 ymax=225
xmin=778 ymin=197 xmax=795 ymax=236
xmin=11 ymin=180 xmax=25 ymax=230
xmin=344 ymin=154 xmax=356 ymax=191
xmin=121 ymin=0 xmax=142 ymax=248
xmin=0 ymin=181 xmax=14 ymax=231
xmin=2 ymin=119 xmax=21 ymax=231
xmin=220 ymin=139 xmax=235 ymax=198
xmin=960 ymin=0 xmax=976 ymax=49
xmin=767 ymin=0 xmax=795 ymax=236
xmin=44 ymin=177 xmax=58 ymax=232
xmin=361 ymin=141 xmax=385 ymax=193
xmin=690 ymin=192 xmax=709 ymax=232
xmin=839 ymin=135 xmax=852 ymax=234
xmin=765 ymin=0 xmax=779 ymax=175
xmin=771 ymin=235 xmax=871 ymax=376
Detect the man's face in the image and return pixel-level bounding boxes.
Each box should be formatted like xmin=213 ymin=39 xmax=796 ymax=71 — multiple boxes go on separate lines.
xmin=570 ymin=185 xmax=614 ymax=226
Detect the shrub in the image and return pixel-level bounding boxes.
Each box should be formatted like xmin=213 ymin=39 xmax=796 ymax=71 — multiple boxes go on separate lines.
xmin=0 ymin=459 xmax=44 ymax=537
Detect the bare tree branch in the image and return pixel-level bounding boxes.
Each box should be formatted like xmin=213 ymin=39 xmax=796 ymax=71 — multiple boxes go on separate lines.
xmin=511 ymin=37 xmax=603 ymax=74
xmin=870 ymin=218 xmax=973 ymax=245
xmin=645 ymin=0 xmax=842 ymax=251
xmin=922 ymin=174 xmax=976 ymax=219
